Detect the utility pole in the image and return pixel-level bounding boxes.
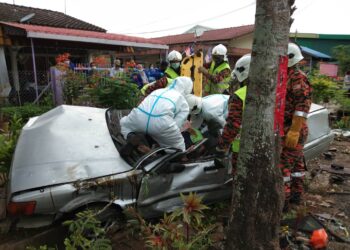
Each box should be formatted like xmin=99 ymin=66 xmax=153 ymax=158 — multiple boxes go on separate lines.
xmin=64 ymin=0 xmax=67 ymax=14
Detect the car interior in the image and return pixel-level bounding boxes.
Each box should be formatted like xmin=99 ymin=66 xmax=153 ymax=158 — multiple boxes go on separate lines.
xmin=105 ymin=108 xmax=215 ymax=168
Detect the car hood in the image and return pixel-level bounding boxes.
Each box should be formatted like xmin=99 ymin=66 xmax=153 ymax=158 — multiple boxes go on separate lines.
xmin=9 ymin=105 xmax=132 ymax=194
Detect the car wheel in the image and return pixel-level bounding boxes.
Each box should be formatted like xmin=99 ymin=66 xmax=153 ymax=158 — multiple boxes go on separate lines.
xmin=81 ymin=203 xmax=126 ymax=234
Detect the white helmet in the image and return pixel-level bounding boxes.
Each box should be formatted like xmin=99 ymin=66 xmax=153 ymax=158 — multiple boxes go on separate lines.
xmin=167 ymin=50 xmax=182 ymax=62
xmin=212 ymin=44 xmax=227 ymax=56
xmin=185 ymin=94 xmax=202 ymax=115
xmin=232 ymin=54 xmax=251 ymax=83
xmin=288 ymin=43 xmax=304 ymax=67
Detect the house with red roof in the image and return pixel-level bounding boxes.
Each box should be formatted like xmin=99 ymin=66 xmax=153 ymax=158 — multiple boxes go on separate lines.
xmin=155 ymin=24 xmax=340 ymax=75
xmin=154 ymin=24 xmax=255 ymax=67
xmin=0 ymin=2 xmax=168 ymax=100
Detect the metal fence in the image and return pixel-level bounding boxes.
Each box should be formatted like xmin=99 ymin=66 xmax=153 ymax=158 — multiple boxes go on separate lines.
xmin=7 ymin=70 xmax=52 ymax=106
xmin=51 ymin=67 xmax=119 ymax=106
xmin=3 ymin=66 xmax=137 ymax=107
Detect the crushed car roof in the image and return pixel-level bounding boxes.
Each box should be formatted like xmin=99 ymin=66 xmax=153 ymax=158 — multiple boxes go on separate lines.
xmin=10 ymin=105 xmax=132 ymax=193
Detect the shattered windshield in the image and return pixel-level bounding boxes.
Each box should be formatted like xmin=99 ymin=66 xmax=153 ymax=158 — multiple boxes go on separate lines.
xmin=105 ymin=108 xmax=131 ymax=149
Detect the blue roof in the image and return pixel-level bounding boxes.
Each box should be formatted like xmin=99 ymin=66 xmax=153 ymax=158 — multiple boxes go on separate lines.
xmin=300 ymin=46 xmax=331 ymax=59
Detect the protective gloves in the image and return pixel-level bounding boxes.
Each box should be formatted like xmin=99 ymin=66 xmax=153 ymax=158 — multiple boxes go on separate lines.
xmin=198 ymin=66 xmax=208 ymax=75
xmin=285 ymin=115 xmax=306 ymax=149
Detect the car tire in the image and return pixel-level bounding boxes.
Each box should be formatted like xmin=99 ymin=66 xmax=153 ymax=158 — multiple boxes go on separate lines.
xmin=80 ymin=203 xmax=126 ymax=234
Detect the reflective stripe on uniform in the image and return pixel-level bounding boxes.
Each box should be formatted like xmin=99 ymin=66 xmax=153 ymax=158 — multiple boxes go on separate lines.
xmin=142 ymin=80 xmax=178 ymax=133
xmin=291 ymin=172 xmax=305 ymax=178
xmin=283 ymin=176 xmax=291 ymax=183
xmin=294 ymin=111 xmax=308 ymax=118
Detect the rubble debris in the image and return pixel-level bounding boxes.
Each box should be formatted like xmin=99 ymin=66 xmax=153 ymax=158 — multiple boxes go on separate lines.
xmin=332 ymin=129 xmax=350 ymax=138
xmin=336 ymin=212 xmax=348 ymax=219
xmin=315 ymin=213 xmax=333 ymax=220
xmin=312 ymin=213 xmax=350 ymax=243
xmin=323 ymin=152 xmax=335 ymax=160
xmin=331 ymin=163 xmax=345 ymax=171
xmin=341 ymin=148 xmax=350 ymax=154
xmin=343 ymin=131 xmax=350 ymax=137
xmin=327 ymin=191 xmax=350 ymax=195
xmin=320 ymin=165 xmax=350 ymax=176
xmin=328 ymin=241 xmax=350 ymax=250
xmin=319 ymin=201 xmax=332 ymax=208
xmin=330 ymin=175 xmax=345 ymax=184
xmin=308 ymin=172 xmax=331 ymax=193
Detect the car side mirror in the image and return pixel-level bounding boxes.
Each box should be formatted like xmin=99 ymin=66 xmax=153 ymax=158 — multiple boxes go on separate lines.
xmin=168 ymin=163 xmax=185 ymax=174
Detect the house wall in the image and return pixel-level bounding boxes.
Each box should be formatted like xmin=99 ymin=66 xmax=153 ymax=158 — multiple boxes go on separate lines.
xmin=290 ymin=37 xmax=350 ymax=56
xmin=229 ymin=33 xmax=254 ymax=49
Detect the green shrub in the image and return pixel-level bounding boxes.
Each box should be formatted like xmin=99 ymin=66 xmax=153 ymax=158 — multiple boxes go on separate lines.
xmin=309 ymin=74 xmax=339 ymax=104
xmin=63 ymin=71 xmax=86 ymax=105
xmin=0 ymin=114 xmax=23 ymax=173
xmin=333 ymin=45 xmax=350 ymax=75
xmin=0 ymin=134 xmax=14 ymax=173
xmin=63 ymin=209 xmax=112 ymax=250
xmin=27 ymin=208 xmax=112 ymax=250
xmin=88 ymin=76 xmax=140 ymax=109
xmin=335 ymin=90 xmax=350 ymax=112
xmin=335 ymin=116 xmax=350 ymax=129
xmin=127 ymin=192 xmax=217 ymax=250
xmin=0 ymin=104 xmax=52 ymax=123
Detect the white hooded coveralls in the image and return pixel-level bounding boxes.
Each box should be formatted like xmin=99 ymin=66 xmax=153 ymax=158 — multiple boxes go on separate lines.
xmin=191 ymin=94 xmax=230 ymax=128
xmin=121 ymin=77 xmax=193 ymax=151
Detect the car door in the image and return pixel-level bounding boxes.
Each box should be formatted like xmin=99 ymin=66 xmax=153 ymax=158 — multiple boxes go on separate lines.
xmin=136 ymin=144 xmax=232 ymax=218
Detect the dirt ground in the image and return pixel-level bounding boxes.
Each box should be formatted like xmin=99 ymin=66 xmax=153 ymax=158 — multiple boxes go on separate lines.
xmin=1 ymin=135 xmax=350 ymax=249
xmin=298 ymin=135 xmax=350 ymax=249
xmin=110 ymin=135 xmax=350 ymax=249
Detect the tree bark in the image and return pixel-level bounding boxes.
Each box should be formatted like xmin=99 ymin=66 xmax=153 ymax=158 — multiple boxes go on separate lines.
xmin=225 ymin=1 xmax=292 ymax=249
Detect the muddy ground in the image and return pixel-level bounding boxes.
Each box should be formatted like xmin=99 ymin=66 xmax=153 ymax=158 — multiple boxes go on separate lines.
xmin=108 ymin=135 xmax=350 ymax=249
xmin=1 ymin=136 xmax=350 ymax=249
xmin=111 ymin=135 xmax=350 ymax=250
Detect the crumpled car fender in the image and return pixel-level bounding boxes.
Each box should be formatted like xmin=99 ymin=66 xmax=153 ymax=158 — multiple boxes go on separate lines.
xmin=57 ymin=192 xmax=111 ymax=216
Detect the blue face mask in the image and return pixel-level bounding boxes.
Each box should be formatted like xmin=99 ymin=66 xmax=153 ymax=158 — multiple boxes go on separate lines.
xmin=171 ymin=62 xmax=180 ymax=69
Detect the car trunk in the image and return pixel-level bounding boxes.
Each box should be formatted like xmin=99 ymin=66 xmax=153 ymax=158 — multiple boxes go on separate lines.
xmin=9 ymin=105 xmax=132 ymax=194
xmin=304 ymin=103 xmax=334 ymax=160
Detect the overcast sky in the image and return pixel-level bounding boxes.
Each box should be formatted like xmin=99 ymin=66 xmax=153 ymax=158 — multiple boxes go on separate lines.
xmin=2 ymin=0 xmax=349 ymax=38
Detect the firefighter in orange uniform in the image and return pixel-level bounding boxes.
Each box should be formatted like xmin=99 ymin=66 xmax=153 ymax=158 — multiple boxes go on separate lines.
xmin=280 ymin=43 xmax=312 ymax=208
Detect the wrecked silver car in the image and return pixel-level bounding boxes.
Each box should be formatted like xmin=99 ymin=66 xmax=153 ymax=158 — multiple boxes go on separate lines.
xmin=6 ymin=104 xmax=333 ymax=228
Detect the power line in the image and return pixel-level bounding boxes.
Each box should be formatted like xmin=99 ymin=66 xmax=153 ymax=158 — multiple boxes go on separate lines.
xmin=118 ymin=16 xmax=174 ymax=33
xmin=294 ymin=0 xmax=314 ymax=15
xmin=123 ymin=1 xmax=255 ymax=35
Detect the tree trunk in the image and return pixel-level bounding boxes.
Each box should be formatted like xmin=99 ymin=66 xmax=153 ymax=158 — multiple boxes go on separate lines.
xmin=225 ymin=1 xmax=292 ymax=249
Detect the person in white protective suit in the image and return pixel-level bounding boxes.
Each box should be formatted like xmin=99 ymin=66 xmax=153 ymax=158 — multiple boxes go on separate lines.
xmin=120 ymin=76 xmax=193 ymax=151
xmin=183 ymin=94 xmax=230 ymax=154
xmin=186 ymin=94 xmax=230 ymax=131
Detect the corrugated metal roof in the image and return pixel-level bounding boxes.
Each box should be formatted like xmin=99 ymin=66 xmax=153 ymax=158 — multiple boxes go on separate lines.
xmin=1 ymin=22 xmax=168 ymax=49
xmin=300 ymin=46 xmax=331 ymax=59
xmin=154 ymin=24 xmax=254 ymax=44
